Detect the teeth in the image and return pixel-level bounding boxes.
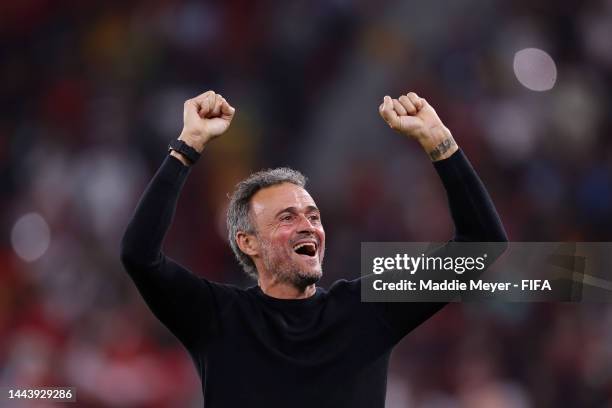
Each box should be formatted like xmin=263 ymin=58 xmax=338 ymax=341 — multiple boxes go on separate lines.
xmin=293 ymin=243 xmax=316 ymax=250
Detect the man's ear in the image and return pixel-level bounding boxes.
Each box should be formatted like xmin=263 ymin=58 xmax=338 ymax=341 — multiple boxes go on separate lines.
xmin=236 ymin=231 xmax=259 ymax=257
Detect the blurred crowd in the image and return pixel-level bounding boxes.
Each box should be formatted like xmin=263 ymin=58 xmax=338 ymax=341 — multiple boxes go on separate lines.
xmin=1 ymin=0 xmax=612 ymax=406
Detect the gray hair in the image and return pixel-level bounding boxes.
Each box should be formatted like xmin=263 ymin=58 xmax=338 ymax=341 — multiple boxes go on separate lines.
xmin=227 ymin=167 xmax=307 ymax=278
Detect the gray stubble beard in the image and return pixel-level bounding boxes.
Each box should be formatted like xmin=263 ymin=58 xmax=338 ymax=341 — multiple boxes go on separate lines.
xmin=260 ymin=239 xmax=323 ymax=291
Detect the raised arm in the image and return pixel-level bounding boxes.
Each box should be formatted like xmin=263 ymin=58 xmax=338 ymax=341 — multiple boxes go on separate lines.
xmin=119 ymin=91 xmax=236 ymax=348
xmin=376 ymin=92 xmax=507 ymax=340
xmin=378 ymin=92 xmax=506 ymax=243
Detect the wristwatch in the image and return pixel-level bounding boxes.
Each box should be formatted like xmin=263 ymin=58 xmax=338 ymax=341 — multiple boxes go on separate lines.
xmin=168 ymin=139 xmax=201 ymax=165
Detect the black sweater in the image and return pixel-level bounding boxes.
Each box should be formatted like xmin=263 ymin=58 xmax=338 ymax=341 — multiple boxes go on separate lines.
xmin=119 ymin=149 xmax=507 ymax=407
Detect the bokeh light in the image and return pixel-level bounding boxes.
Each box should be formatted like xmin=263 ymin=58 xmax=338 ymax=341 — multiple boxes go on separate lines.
xmin=11 ymin=212 xmax=51 ymax=262
xmin=513 ymin=48 xmax=557 ymax=91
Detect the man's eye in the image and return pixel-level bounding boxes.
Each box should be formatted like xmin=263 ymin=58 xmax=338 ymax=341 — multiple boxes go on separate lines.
xmin=309 ymin=214 xmax=321 ymax=222
xmin=281 ymin=215 xmax=294 ymax=221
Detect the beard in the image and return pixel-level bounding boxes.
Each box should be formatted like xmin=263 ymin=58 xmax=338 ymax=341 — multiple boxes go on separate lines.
xmin=259 ymin=238 xmax=323 ymax=290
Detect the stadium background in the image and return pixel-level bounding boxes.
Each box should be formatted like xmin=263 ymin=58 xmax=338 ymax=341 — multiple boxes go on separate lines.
xmin=2 ymin=0 xmax=612 ymax=406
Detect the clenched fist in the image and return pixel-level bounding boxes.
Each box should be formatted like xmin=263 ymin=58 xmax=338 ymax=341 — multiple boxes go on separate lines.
xmin=179 ymin=90 xmax=236 ymax=153
xmin=379 ymin=92 xmax=458 ymax=161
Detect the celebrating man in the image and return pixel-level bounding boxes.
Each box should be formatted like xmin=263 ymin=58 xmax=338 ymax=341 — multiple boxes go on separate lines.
xmin=120 ymin=90 xmax=507 ymax=407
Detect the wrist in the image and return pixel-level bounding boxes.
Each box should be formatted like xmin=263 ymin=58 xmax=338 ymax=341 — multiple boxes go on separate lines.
xmin=418 ymin=126 xmax=458 ymax=161
xmin=168 ymin=138 xmax=202 ymax=165
xmin=169 ymin=150 xmax=191 ymax=166
xmin=178 ymin=132 xmax=207 ymax=153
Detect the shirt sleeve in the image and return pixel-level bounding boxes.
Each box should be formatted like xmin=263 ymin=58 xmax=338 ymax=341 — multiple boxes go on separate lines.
xmin=380 ymin=149 xmax=508 ymax=342
xmin=433 ymin=149 xmax=507 ymax=243
xmin=119 ymin=155 xmax=217 ymax=350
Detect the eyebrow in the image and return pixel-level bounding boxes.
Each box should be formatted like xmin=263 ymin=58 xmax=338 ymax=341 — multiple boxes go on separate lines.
xmin=274 ymin=206 xmax=320 ymax=218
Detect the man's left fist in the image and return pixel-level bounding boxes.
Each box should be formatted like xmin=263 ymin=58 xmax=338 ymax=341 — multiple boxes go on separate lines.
xmin=378 ymin=92 xmax=457 ymax=161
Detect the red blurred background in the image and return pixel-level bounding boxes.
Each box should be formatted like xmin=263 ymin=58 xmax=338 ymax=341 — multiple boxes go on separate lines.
xmin=2 ymin=0 xmax=612 ymax=406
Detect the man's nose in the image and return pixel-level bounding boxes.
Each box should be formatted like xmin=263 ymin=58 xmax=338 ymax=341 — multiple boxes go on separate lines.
xmin=297 ymin=214 xmax=316 ymax=232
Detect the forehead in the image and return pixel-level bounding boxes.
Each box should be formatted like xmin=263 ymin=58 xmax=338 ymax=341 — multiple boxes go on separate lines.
xmin=250 ymin=183 xmax=317 ymax=220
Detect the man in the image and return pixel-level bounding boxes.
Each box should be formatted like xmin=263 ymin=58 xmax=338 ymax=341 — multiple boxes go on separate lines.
xmin=120 ymin=90 xmax=507 ymax=407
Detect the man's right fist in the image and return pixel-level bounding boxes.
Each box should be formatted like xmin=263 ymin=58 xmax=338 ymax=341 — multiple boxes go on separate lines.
xmin=179 ymin=90 xmax=236 ymax=153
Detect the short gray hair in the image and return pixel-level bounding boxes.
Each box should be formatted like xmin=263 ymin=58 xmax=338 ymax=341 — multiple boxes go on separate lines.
xmin=227 ymin=167 xmax=307 ymax=278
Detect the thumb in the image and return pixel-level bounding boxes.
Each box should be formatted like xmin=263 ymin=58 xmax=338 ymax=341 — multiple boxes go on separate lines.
xmin=220 ymin=98 xmax=236 ymax=120
xmin=183 ymin=99 xmax=201 ymax=123
xmin=379 ymin=96 xmax=400 ymax=129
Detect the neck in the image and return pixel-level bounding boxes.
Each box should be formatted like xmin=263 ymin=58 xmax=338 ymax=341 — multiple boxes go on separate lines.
xmin=258 ymin=278 xmax=317 ymax=299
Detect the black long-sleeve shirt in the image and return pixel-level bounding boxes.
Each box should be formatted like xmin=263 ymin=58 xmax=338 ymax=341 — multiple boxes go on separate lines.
xmin=120 ymin=149 xmax=507 ymax=408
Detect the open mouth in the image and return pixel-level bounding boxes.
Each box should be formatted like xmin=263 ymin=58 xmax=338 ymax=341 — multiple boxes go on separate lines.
xmin=293 ymin=242 xmax=317 ymax=257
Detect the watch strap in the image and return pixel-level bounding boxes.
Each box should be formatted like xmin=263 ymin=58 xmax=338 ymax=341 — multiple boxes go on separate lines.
xmin=168 ymin=139 xmax=200 ymax=165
